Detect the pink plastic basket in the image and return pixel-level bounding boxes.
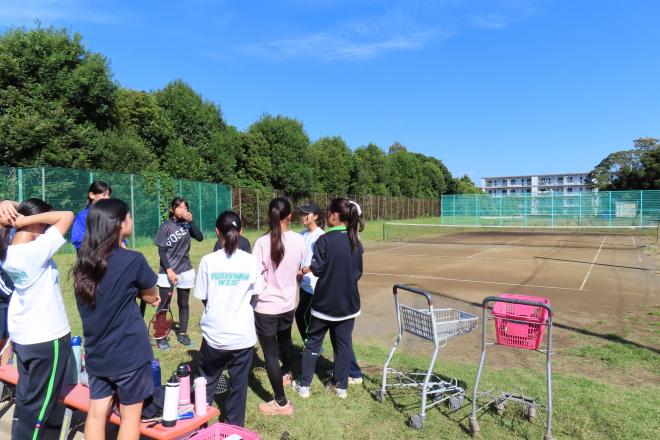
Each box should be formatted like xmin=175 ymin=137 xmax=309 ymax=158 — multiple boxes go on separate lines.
xmin=492 ymin=294 xmax=550 ymax=350
xmin=190 ymin=423 xmax=260 ymax=440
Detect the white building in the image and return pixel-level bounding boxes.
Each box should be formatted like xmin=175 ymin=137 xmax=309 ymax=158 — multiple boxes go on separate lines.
xmin=481 ymin=173 xmax=594 ymax=196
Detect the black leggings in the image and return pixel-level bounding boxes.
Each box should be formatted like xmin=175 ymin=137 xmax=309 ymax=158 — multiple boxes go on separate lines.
xmin=158 ymin=287 xmax=191 ymax=334
xmin=254 ymin=311 xmax=294 ymax=405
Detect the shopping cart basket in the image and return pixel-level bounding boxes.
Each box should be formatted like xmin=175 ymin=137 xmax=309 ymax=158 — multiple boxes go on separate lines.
xmin=469 ymin=294 xmax=554 ymax=440
xmin=378 ymin=284 xmax=478 ymax=430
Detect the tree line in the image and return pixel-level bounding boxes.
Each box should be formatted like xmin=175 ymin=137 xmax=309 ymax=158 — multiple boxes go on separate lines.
xmin=588 ymin=138 xmax=659 ymax=190
xmin=0 ymin=27 xmax=481 ymax=198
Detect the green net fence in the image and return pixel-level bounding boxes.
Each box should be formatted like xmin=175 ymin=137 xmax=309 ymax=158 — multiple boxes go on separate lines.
xmin=441 ymin=191 xmax=660 ymax=228
xmin=0 ymin=166 xmax=232 ymax=247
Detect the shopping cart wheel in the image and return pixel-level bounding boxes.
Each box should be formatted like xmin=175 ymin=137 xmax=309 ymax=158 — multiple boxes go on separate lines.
xmin=448 ymin=394 xmax=464 ymax=410
xmin=494 ymin=401 xmax=506 ymax=415
xmin=409 ymin=414 xmax=424 ymax=430
xmin=375 ymin=389 xmax=385 ymax=402
xmin=523 ymin=403 xmax=537 ymax=421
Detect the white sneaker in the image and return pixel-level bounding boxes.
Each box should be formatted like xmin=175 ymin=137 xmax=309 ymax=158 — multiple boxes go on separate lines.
xmin=348 ymin=376 xmax=363 ymax=385
xmin=335 ymin=388 xmax=348 ymax=399
xmin=291 ymin=380 xmax=310 ymax=399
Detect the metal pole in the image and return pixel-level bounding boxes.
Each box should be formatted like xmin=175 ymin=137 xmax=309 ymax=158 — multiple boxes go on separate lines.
xmin=89 ymin=171 xmax=94 ymax=184
xmin=608 ymin=191 xmax=612 ymax=227
xmin=130 ymin=174 xmax=136 ymax=248
xmin=578 ymin=192 xmax=582 ymax=226
xmin=256 ymin=189 xmax=260 ymax=230
xmin=17 ymin=168 xmax=23 ymax=202
xmin=198 ymin=182 xmax=203 ymax=231
xmin=41 ymin=167 xmax=46 ymax=200
xmin=640 ymin=190 xmax=644 ymax=227
xmin=551 ymin=191 xmax=555 ymax=228
xmin=475 ymin=193 xmax=479 ymax=226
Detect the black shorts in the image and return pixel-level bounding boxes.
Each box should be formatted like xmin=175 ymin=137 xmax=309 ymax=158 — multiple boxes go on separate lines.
xmin=89 ymin=362 xmax=153 ymax=405
xmin=254 ymin=310 xmax=295 ymax=336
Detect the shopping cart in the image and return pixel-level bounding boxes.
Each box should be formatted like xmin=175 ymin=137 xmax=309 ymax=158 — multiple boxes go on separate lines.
xmin=377 ymin=284 xmax=479 ymax=430
xmin=469 ymin=294 xmax=554 ymax=440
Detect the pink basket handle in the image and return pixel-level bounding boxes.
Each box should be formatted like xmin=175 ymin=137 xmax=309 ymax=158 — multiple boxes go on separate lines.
xmin=482 ymin=295 xmax=553 ymax=317
xmin=393 ymin=284 xmax=433 ymax=307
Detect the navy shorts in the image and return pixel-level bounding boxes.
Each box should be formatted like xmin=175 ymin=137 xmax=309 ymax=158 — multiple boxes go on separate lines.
xmin=89 ymin=362 xmax=153 ymax=405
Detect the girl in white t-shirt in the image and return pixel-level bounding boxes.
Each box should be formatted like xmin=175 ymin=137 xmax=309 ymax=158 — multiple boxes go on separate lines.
xmin=195 ymin=211 xmax=260 ymax=427
xmin=0 ymin=198 xmax=74 ymax=439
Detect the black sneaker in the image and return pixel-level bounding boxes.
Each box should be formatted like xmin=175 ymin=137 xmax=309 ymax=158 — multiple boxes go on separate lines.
xmin=177 ymin=333 xmax=194 ymax=348
xmin=156 ymin=338 xmax=170 ymax=351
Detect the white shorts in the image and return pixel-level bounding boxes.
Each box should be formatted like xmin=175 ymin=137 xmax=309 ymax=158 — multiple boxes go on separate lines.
xmin=157 ymin=269 xmax=196 ymax=289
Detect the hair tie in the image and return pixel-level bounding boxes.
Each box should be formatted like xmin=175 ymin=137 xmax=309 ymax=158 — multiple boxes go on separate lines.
xmin=349 ymin=200 xmax=362 ymax=216
xmin=231 ymin=221 xmax=238 ymax=227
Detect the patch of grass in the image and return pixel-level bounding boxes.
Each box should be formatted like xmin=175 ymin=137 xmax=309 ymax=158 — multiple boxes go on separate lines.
xmin=596 ymin=320 xmax=608 ymax=325
xmin=565 ymin=339 xmax=660 ymax=376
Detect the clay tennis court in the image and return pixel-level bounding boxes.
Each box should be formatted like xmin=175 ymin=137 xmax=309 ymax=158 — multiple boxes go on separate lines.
xmin=354 ymin=227 xmax=659 ymax=359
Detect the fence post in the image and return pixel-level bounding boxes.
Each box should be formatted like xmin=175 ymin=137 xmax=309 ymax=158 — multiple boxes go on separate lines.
xmin=256 ymin=189 xmax=260 ymax=230
xmin=640 ymin=190 xmax=644 ymax=227
xmin=608 ymin=191 xmax=612 ymax=227
xmin=475 ymin=193 xmax=479 ymax=226
xmin=578 ymin=192 xmax=582 ymax=226
xmin=198 ymin=182 xmax=202 ymax=231
xmin=41 ymin=167 xmax=46 ymax=200
xmin=157 ymin=177 xmax=161 ymax=225
xmin=17 ymin=168 xmax=23 ymax=202
xmin=499 ymin=196 xmax=503 ymax=226
xmin=179 ymin=179 xmax=183 ymax=195
xmin=551 ymin=191 xmax=555 ymax=228
xmin=130 ymin=174 xmax=136 ymax=248
xmin=89 ymin=171 xmax=94 ymax=184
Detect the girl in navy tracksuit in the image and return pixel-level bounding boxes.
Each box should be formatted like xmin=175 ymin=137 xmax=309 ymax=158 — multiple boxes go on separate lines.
xmin=293 ymin=198 xmax=364 ymax=399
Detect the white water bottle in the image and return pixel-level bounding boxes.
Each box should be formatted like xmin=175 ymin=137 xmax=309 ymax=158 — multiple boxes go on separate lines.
xmin=162 ymin=374 xmax=179 ymax=428
xmin=194 ymin=376 xmax=207 ymax=416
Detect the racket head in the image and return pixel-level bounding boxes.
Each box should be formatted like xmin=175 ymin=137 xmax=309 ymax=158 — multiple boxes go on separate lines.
xmin=149 ymin=309 xmax=174 ymax=340
xmin=0 ymin=340 xmax=13 ymax=367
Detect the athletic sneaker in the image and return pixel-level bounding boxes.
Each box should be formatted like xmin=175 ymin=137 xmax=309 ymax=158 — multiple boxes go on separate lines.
xmin=325 ymin=381 xmax=348 ymax=399
xmin=291 ymin=380 xmax=310 ymax=398
xmin=177 ymin=333 xmax=194 ymax=348
xmin=259 ymin=399 xmax=293 ymax=416
xmin=156 ymin=339 xmax=170 ymax=351
xmin=282 ymin=373 xmax=292 ymax=386
xmin=348 ymin=376 xmax=364 ymax=385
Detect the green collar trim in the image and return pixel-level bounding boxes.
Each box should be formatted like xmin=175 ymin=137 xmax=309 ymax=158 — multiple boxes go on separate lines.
xmin=326 ymin=226 xmax=347 ymax=232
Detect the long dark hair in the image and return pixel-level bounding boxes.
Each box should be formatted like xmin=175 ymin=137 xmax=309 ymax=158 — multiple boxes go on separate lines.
xmin=86 ymin=181 xmax=112 ymax=206
xmin=266 ymin=198 xmax=291 ymax=267
xmin=73 ymin=199 xmax=129 ymax=307
xmin=0 ymin=198 xmax=53 ymax=260
xmin=169 ymin=197 xmax=188 ymax=218
xmin=216 ymin=211 xmax=242 ymax=257
xmin=327 ymin=198 xmax=363 ymax=252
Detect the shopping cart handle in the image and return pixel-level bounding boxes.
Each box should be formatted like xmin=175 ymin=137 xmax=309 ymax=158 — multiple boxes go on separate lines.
xmin=482 ymin=296 xmax=553 ymax=316
xmin=393 ymin=284 xmax=433 ymax=306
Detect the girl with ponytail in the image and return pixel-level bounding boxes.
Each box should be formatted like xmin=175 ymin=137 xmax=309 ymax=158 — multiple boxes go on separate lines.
xmin=73 ymin=199 xmax=159 ymax=439
xmin=194 ymin=211 xmax=260 ymax=427
xmin=292 ymin=198 xmax=364 ymax=400
xmin=252 ymin=198 xmax=305 ymax=416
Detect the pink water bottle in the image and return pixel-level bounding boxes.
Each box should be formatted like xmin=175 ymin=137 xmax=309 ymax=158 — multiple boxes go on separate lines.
xmin=177 ymin=363 xmax=192 ymax=406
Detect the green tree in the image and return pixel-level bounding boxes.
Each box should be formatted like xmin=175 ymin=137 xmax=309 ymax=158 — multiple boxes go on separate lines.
xmin=0 ymin=27 xmax=117 ymax=166
xmin=154 ymin=80 xmax=235 ymax=182
xmin=589 ymin=138 xmax=659 ymax=190
xmin=350 ymin=143 xmax=388 ymax=195
xmin=231 ymin=128 xmax=272 ymax=189
xmin=449 ymin=175 xmax=482 ymax=194
xmin=308 ymin=136 xmax=352 ymax=194
xmin=248 ymin=114 xmax=312 ymax=195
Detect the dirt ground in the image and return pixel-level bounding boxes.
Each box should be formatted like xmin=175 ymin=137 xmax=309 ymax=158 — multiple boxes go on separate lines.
xmin=354 ymin=234 xmax=659 ymax=387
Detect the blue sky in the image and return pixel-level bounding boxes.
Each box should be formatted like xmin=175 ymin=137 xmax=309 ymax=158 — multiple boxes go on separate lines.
xmin=1 ymin=0 xmax=659 ymax=183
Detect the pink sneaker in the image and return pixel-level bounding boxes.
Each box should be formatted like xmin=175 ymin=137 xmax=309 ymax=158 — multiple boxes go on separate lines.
xmin=259 ymin=400 xmax=293 ymax=416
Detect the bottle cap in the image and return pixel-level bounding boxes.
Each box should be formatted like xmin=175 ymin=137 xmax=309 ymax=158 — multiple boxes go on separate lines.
xmin=71 ymin=336 xmax=82 ymax=346
xmin=176 ymin=363 xmax=191 ymax=377
xmin=151 ymin=358 xmax=160 ymax=367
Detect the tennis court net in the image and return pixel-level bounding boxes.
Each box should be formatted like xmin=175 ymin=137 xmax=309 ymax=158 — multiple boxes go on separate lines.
xmin=382 ymin=223 xmax=659 ymax=250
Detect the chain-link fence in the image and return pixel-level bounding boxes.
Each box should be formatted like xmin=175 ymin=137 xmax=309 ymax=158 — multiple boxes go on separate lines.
xmin=0 ymin=166 xmax=232 ymax=246
xmin=441 ymin=190 xmax=660 ymax=227
xmin=232 ymin=188 xmax=440 ymax=229
xmin=0 ymin=165 xmax=441 ymax=245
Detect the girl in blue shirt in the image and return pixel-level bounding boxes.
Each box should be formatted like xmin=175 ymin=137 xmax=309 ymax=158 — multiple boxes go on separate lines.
xmin=71 ymin=181 xmax=112 ymax=251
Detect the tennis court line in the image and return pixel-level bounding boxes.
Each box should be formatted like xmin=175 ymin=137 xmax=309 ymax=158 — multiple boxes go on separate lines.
xmin=466 ymin=236 xmax=527 ymax=259
xmin=372 ymin=252 xmax=539 ymax=263
xmin=579 ymin=235 xmax=608 ymax=290
xmin=466 ymin=247 xmax=494 ymax=259
xmin=631 ymin=235 xmax=637 ymax=247
xmin=364 ymin=271 xmax=584 ymax=291
xmin=365 ymin=244 xmax=410 ymax=255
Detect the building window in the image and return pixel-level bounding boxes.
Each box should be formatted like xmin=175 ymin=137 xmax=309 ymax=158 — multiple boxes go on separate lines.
xmin=558 ymin=177 xmax=564 ymax=183
xmin=511 ymin=189 xmax=516 ymax=193
xmin=511 ymin=179 xmax=517 ymax=185
xmin=568 ymin=176 xmax=573 ymax=183
xmin=567 ymin=187 xmax=573 ymax=193
xmin=527 ymin=189 xmax=531 ymax=193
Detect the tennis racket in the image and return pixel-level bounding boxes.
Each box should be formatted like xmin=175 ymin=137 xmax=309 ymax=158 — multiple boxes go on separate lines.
xmin=148 ymin=292 xmax=174 ymax=343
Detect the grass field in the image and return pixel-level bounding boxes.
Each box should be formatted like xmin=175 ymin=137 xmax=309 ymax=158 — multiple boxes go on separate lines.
xmin=48 ymin=218 xmax=660 ymax=440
